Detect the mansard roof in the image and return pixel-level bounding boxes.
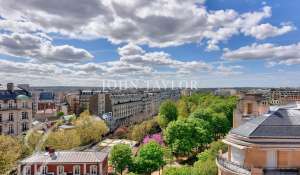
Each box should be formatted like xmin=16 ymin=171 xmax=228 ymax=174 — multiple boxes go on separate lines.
xmin=231 ymin=105 xmax=300 ymax=139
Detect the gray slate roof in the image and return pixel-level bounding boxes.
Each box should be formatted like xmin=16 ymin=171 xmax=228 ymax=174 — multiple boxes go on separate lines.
xmin=20 ymin=151 xmax=108 ymax=164
xmin=231 ymin=107 xmax=300 ymax=138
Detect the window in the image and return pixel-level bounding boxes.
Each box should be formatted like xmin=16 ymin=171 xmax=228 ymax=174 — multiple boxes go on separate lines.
xmin=22 ymin=122 xmax=29 ymax=132
xmin=23 ymin=166 xmax=31 ymax=175
xmin=22 ymin=112 xmax=28 ymax=120
xmin=40 ymin=166 xmax=47 ymax=175
xmin=22 ymin=102 xmax=27 ymax=108
xmin=246 ymin=103 xmax=253 ymax=114
xmin=0 ymin=113 xmax=2 ymax=122
xmin=90 ymin=165 xmax=97 ymax=175
xmin=73 ymin=165 xmax=80 ymax=175
xmin=57 ymin=165 xmax=64 ymax=175
xmin=8 ymin=102 xmax=13 ymax=109
xmin=8 ymin=124 xmax=14 ymax=134
xmin=0 ymin=103 xmax=2 ymax=110
xmin=9 ymin=113 xmax=14 ymax=121
xmin=0 ymin=125 xmax=2 ymax=134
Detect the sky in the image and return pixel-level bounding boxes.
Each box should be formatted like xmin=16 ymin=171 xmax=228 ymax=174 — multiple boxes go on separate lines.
xmin=0 ymin=0 xmax=300 ymax=87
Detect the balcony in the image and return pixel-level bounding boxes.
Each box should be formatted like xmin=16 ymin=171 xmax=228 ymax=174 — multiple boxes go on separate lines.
xmin=216 ymin=155 xmax=251 ymax=175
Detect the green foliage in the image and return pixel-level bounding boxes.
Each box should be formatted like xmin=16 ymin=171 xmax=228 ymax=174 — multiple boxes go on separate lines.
xmin=44 ymin=129 xmax=81 ymax=150
xmin=177 ymin=98 xmax=190 ymax=119
xmin=110 ymin=144 xmax=133 ymax=175
xmin=192 ymin=159 xmax=218 ymax=175
xmin=192 ymin=141 xmax=227 ymax=175
xmin=130 ymin=118 xmax=160 ymax=142
xmin=164 ymin=118 xmax=212 ymax=155
xmin=158 ymin=100 xmax=178 ymax=128
xmin=75 ymin=113 xmax=108 ymax=145
xmin=57 ymin=111 xmax=64 ymax=117
xmin=131 ymin=141 xmax=165 ymax=174
xmin=162 ymin=166 xmax=192 ymax=175
xmin=0 ymin=135 xmax=22 ymax=174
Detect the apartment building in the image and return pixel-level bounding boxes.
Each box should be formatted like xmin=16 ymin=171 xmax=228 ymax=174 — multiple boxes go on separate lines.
xmin=0 ymin=83 xmax=32 ymax=136
xmin=270 ymin=88 xmax=300 ymax=105
xmin=33 ymin=91 xmax=58 ymax=121
xmin=89 ymin=89 xmax=180 ymax=130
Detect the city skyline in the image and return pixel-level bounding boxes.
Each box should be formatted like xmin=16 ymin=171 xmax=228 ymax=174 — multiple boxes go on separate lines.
xmin=1 ymin=0 xmax=300 ymax=87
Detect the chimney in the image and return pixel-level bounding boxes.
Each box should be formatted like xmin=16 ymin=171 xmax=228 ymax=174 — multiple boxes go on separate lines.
xmin=46 ymin=147 xmax=57 ymax=160
xmin=7 ymin=83 xmax=14 ymax=92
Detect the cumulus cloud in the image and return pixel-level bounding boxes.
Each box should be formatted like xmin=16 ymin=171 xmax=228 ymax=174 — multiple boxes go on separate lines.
xmin=118 ymin=44 xmax=212 ymax=73
xmin=0 ymin=0 xmax=293 ymax=50
xmin=0 ymin=33 xmax=93 ymax=63
xmin=243 ymin=23 xmax=295 ymax=40
xmin=223 ymin=43 xmax=300 ymax=65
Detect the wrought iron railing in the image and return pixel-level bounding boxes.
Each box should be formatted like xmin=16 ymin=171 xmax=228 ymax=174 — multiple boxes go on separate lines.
xmin=216 ymin=155 xmax=251 ymax=175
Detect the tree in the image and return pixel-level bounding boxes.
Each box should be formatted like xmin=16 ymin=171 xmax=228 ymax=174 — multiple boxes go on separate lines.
xmin=177 ymin=98 xmax=190 ymax=119
xmin=0 ymin=135 xmax=22 ymax=174
xmin=57 ymin=111 xmax=64 ymax=117
xmin=130 ymin=119 xmax=160 ymax=142
xmin=110 ymin=144 xmax=133 ymax=175
xmin=131 ymin=141 xmax=165 ymax=174
xmin=75 ymin=111 xmax=108 ymax=145
xmin=192 ymin=141 xmax=227 ymax=175
xmin=158 ymin=100 xmax=178 ymax=128
xmin=163 ymin=166 xmax=191 ymax=175
xmin=164 ymin=118 xmax=211 ymax=155
xmin=44 ymin=129 xmax=81 ymax=150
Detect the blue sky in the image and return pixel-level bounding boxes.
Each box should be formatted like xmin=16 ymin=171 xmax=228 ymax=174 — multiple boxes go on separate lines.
xmin=0 ymin=0 xmax=300 ymax=87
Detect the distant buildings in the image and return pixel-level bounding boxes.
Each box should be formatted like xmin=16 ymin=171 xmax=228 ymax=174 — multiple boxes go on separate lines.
xmin=217 ymin=92 xmax=300 ymax=175
xmin=270 ymin=88 xmax=300 ymax=105
xmin=0 ymin=83 xmax=32 ymax=136
xmin=89 ymin=89 xmax=180 ymax=130
xmin=233 ymin=92 xmax=269 ymax=128
xmin=19 ymin=149 xmax=109 ymax=175
xmin=33 ymin=91 xmax=57 ymax=121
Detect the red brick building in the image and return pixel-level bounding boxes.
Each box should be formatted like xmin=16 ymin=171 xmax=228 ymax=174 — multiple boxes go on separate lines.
xmin=19 ymin=151 xmax=108 ymax=175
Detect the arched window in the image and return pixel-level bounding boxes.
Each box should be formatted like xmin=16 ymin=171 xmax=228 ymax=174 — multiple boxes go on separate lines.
xmin=90 ymin=165 xmax=97 ymax=175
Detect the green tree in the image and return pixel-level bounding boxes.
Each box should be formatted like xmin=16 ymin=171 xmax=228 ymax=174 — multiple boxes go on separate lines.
xmin=0 ymin=135 xmax=22 ymax=174
xmin=158 ymin=100 xmax=178 ymax=128
xmin=44 ymin=129 xmax=81 ymax=150
xmin=110 ymin=144 xmax=133 ymax=175
xmin=177 ymin=98 xmax=190 ymax=119
xmin=75 ymin=111 xmax=108 ymax=145
xmin=57 ymin=111 xmax=64 ymax=117
xmin=164 ymin=118 xmax=211 ymax=155
xmin=131 ymin=141 xmax=165 ymax=175
xmin=130 ymin=119 xmax=160 ymax=142
xmin=163 ymin=166 xmax=192 ymax=175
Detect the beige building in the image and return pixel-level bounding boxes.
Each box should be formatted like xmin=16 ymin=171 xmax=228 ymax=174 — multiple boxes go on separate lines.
xmin=233 ymin=92 xmax=269 ymax=128
xmin=0 ymin=83 xmax=32 ymax=136
xmin=89 ymin=90 xmax=180 ymax=130
xmin=217 ymin=93 xmax=300 ymax=175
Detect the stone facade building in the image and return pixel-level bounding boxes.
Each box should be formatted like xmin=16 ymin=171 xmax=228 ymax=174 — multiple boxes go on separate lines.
xmin=0 ymin=83 xmax=32 ymax=136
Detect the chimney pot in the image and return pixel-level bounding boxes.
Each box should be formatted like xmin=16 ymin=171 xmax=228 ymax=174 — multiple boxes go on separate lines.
xmin=7 ymin=83 xmax=14 ymax=92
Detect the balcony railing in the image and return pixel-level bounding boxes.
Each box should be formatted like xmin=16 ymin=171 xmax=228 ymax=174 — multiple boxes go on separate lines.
xmin=216 ymin=155 xmax=251 ymax=175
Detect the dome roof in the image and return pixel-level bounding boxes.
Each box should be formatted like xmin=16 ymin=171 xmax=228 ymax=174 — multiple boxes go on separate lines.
xmin=16 ymin=94 xmax=30 ymax=100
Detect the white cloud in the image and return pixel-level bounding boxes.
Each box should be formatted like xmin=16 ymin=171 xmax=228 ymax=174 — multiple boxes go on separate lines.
xmin=223 ymin=42 xmax=300 ymax=65
xmin=0 ymin=0 xmax=293 ymax=50
xmin=243 ymin=23 xmax=295 ymax=40
xmin=0 ymin=33 xmax=93 ymax=63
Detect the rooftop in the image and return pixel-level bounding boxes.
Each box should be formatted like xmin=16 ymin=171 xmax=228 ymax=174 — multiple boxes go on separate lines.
xmin=231 ymin=104 xmax=300 ymax=139
xmin=20 ymin=151 xmax=108 ymax=164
